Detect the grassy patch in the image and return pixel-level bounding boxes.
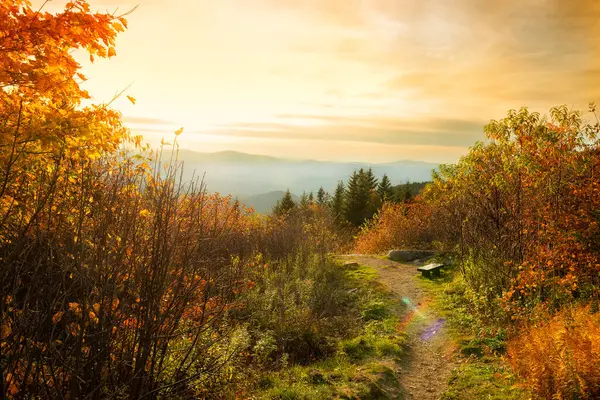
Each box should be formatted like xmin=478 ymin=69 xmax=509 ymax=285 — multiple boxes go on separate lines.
xmin=251 ymin=260 xmax=407 ymax=399
xmin=343 ymin=262 xmax=379 ymax=284
xmin=415 ymin=264 xmax=530 ymax=400
xmin=256 ymin=357 xmax=404 ymax=399
xmin=441 ymin=359 xmax=526 ymax=400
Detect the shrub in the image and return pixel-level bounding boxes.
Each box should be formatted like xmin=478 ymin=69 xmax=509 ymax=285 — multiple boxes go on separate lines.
xmin=354 ymin=202 xmax=435 ymax=253
xmin=507 ymin=305 xmax=600 ymax=399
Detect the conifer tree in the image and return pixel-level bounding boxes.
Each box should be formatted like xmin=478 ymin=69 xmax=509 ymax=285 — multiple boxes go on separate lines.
xmin=344 ymin=169 xmax=370 ymax=226
xmin=363 ymin=168 xmax=380 ymax=222
xmin=316 ymin=186 xmax=328 ymax=205
xmin=401 ymin=181 xmax=413 ymax=203
xmin=330 ymin=181 xmax=345 ymax=222
xmin=299 ymin=191 xmax=310 ymax=208
xmin=273 ymin=190 xmax=296 ymax=215
xmin=365 ymin=168 xmax=378 ymax=190
xmin=377 ymin=174 xmax=394 ymax=202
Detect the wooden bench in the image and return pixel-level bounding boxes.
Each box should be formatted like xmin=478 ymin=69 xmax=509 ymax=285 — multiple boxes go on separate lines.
xmin=417 ymin=263 xmax=444 ymax=278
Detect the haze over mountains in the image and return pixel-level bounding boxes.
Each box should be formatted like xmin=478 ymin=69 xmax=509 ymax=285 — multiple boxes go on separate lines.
xmin=163 ymin=149 xmax=438 ymax=213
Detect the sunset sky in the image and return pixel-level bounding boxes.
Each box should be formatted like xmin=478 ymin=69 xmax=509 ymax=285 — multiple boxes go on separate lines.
xmin=51 ymin=0 xmax=600 ymax=162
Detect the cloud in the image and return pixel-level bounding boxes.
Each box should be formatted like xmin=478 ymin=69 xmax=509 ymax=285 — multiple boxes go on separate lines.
xmin=123 ymin=116 xmax=175 ymax=125
xmin=161 ymin=114 xmax=488 ymax=148
xmin=269 ymin=0 xmax=600 ymax=109
xmin=44 ymin=0 xmax=600 ymax=164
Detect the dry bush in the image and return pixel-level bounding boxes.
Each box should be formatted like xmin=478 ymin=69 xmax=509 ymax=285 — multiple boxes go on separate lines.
xmin=354 ymin=201 xmax=435 ymax=254
xmin=507 ymin=305 xmax=600 ymax=399
xmin=1 ymin=149 xmax=257 ymax=398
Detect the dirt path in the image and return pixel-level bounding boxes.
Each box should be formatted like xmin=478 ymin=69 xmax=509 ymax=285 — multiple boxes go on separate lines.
xmin=339 ymin=255 xmax=458 ymax=400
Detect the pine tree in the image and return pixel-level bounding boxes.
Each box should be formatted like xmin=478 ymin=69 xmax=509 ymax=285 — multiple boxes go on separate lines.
xmin=344 ymin=169 xmax=370 ymax=226
xmin=402 ymin=181 xmax=413 ymax=203
xmin=316 ymin=186 xmax=328 ymax=205
xmin=377 ymin=174 xmax=394 ymax=202
xmin=362 ymin=168 xmax=380 ymax=222
xmin=308 ymin=192 xmax=314 ymax=203
xmin=273 ymin=190 xmax=296 ymax=215
xmin=299 ymin=191 xmax=310 ymax=208
xmin=330 ymin=181 xmax=345 ymax=222
xmin=365 ymin=168 xmax=378 ymax=190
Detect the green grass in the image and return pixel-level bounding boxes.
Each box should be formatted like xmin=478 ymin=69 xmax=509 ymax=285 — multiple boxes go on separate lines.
xmin=343 ymin=262 xmax=379 ymax=283
xmin=251 ymin=261 xmax=407 ymax=399
xmin=256 ymin=356 xmax=404 ymax=399
xmin=441 ymin=359 xmax=526 ymax=400
xmin=415 ymin=264 xmax=530 ymax=400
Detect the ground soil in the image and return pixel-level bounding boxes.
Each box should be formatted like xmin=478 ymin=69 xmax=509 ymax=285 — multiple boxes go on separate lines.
xmin=339 ymin=255 xmax=458 ymax=400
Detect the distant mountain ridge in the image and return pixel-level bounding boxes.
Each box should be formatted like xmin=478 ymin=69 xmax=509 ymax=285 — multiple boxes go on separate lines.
xmin=162 ymin=149 xmax=439 ymax=199
xmin=240 ymin=191 xmax=301 ymax=214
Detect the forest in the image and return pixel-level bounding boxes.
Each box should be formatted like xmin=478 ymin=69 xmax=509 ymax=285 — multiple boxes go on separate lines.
xmin=1 ymin=1 xmax=600 ymax=399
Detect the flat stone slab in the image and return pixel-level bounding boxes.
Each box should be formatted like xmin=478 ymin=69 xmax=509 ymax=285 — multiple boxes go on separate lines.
xmin=388 ymin=249 xmax=436 ymax=262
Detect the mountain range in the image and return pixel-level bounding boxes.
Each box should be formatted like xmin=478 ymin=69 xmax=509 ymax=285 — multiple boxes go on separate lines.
xmin=160 ymin=149 xmax=439 ymax=213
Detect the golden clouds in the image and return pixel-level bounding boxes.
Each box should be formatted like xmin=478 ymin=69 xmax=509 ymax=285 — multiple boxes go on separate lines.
xmin=33 ymin=0 xmax=600 ymax=162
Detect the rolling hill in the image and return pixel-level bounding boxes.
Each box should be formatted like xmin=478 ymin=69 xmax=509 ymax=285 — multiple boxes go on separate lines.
xmin=161 ymin=149 xmax=439 ymax=200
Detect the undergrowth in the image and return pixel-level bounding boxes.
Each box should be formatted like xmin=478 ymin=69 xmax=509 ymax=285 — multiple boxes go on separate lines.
xmin=249 ymin=261 xmax=408 ymax=399
xmin=416 ymin=260 xmax=530 ymax=400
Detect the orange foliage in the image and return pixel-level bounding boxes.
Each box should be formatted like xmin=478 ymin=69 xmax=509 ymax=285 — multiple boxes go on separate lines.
xmin=507 ymin=306 xmax=600 ymax=399
xmin=354 ymin=202 xmax=433 ymax=253
xmin=0 ymin=0 xmax=128 ymax=100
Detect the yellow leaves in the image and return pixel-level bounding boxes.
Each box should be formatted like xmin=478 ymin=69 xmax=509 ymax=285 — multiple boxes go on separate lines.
xmin=52 ymin=311 xmax=64 ymax=324
xmin=68 ymin=302 xmax=82 ymax=318
xmin=112 ymin=21 xmax=125 ymax=33
xmin=88 ymin=310 xmax=99 ymax=324
xmin=126 ymin=95 xmax=136 ymax=105
xmin=5 ymin=372 xmax=18 ymax=396
xmin=1 ymin=319 xmax=12 ymax=341
xmin=107 ymin=47 xmax=116 ymax=58
xmin=174 ymin=127 xmax=184 ymax=136
xmin=139 ymin=209 xmax=150 ymax=218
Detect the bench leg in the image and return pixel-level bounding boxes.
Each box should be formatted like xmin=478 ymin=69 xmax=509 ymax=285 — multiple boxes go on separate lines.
xmin=433 ymin=269 xmax=441 ymax=278
xmin=422 ymin=270 xmax=431 ymax=279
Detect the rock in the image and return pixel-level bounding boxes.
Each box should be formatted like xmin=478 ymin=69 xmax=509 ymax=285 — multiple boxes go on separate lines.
xmin=387 ymin=249 xmax=436 ymax=262
xmin=343 ymin=261 xmax=359 ymax=268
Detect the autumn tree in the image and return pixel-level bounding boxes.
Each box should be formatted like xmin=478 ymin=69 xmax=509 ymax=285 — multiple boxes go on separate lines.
xmin=0 ymin=2 xmax=261 ymax=398
xmin=0 ymin=0 xmax=135 ymax=159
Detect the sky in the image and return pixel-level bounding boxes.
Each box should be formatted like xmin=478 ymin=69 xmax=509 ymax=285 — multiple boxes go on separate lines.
xmin=47 ymin=0 xmax=600 ymax=163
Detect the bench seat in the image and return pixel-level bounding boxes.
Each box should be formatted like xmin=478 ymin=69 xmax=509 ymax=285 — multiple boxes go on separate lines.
xmin=417 ymin=263 xmax=444 ymax=278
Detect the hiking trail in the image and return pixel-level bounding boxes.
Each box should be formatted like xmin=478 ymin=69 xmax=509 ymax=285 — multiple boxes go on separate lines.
xmin=339 ymin=254 xmax=458 ymax=400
